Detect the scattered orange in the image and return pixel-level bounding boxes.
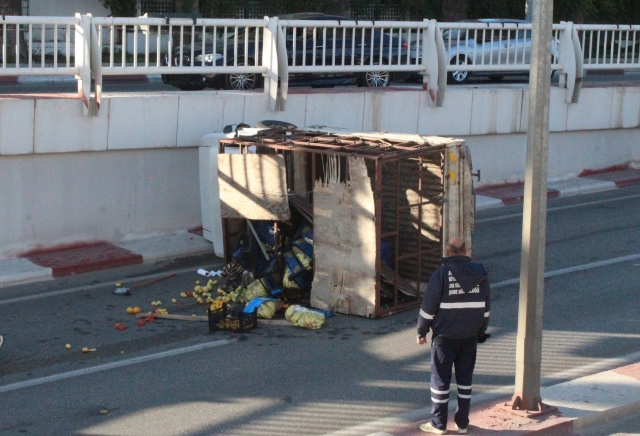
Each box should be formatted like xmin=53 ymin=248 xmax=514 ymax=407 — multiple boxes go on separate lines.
xmin=126 ymin=307 xmax=134 ymax=314
xmin=132 ymin=307 xmax=141 ymax=314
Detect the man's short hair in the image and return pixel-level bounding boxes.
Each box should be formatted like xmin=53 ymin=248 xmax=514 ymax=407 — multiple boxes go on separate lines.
xmin=446 ymin=239 xmax=466 ymax=255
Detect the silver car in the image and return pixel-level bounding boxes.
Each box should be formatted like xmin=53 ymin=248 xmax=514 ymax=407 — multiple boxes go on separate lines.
xmin=412 ymin=19 xmax=557 ymax=84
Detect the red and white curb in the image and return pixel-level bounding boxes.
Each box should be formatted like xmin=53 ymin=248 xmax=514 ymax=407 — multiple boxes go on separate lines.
xmin=476 ymin=167 xmax=640 ymax=210
xmin=0 ymin=231 xmax=213 ymax=287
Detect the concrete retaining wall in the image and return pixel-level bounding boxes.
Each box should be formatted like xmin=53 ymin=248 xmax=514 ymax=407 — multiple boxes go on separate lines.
xmin=0 ymin=85 xmax=638 ymax=258
xmin=466 ymin=128 xmax=640 ymax=184
xmin=0 ymin=148 xmax=201 ymax=259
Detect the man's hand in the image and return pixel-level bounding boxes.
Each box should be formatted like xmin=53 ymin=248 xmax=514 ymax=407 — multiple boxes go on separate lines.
xmin=417 ymin=336 xmax=427 ymax=345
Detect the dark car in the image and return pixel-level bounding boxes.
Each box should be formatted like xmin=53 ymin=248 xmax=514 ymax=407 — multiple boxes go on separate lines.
xmin=162 ymin=12 xmax=409 ymax=90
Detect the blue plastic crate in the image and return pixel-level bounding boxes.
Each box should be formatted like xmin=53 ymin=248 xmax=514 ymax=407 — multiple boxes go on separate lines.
xmin=282 ymin=248 xmax=312 ymax=290
xmin=253 ymin=220 xmax=276 ymax=247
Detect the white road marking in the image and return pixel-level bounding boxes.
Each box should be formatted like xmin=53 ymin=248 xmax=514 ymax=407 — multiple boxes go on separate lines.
xmin=476 ymin=193 xmax=640 ymax=224
xmin=492 ymin=253 xmax=640 ymax=289
xmin=0 ymin=339 xmax=234 ymax=394
xmin=0 ymin=265 xmax=205 ymax=306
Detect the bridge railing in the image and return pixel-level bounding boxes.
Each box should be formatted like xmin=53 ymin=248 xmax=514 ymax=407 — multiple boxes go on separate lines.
xmin=278 ymin=19 xmax=426 ymax=74
xmin=2 ymin=15 xmax=639 ymax=114
xmin=92 ymin=17 xmax=269 ymax=76
xmin=575 ymin=24 xmax=640 ymax=70
xmin=0 ymin=15 xmax=80 ymax=76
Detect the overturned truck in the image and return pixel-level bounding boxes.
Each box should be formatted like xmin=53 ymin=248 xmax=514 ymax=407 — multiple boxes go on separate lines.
xmin=217 ymin=128 xmax=475 ymax=318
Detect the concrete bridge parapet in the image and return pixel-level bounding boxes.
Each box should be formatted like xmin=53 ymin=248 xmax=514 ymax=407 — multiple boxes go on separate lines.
xmin=0 ymin=85 xmax=638 ymax=258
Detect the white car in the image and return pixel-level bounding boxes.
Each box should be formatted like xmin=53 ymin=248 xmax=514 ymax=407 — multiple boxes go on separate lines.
xmin=412 ymin=19 xmax=558 ymax=84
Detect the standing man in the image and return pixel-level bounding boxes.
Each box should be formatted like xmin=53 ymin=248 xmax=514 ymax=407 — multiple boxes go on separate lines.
xmin=417 ymin=237 xmax=491 ymax=434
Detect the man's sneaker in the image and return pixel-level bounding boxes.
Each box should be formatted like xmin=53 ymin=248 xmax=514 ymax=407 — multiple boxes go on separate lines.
xmin=454 ymin=422 xmax=468 ymax=434
xmin=419 ymin=422 xmax=447 ymax=434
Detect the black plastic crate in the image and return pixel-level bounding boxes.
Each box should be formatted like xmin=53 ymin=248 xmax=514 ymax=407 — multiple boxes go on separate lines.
xmin=208 ymin=303 xmax=258 ymax=333
xmin=231 ymin=243 xmax=260 ymax=272
xmin=254 ymin=255 xmax=283 ymax=297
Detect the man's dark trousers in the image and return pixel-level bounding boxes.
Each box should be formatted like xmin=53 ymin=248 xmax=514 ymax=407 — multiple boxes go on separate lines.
xmin=430 ymin=337 xmax=477 ymax=430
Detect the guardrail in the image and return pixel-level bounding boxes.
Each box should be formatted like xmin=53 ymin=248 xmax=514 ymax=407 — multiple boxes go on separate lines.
xmin=0 ymin=15 xmax=80 ymax=75
xmin=278 ymin=19 xmax=424 ymax=74
xmin=575 ymin=24 xmax=640 ymax=70
xmin=2 ymin=15 xmax=639 ymax=115
xmin=92 ymin=17 xmax=269 ymax=75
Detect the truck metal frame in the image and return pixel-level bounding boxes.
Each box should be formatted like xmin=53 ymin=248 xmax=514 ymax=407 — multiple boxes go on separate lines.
xmin=218 ymin=128 xmax=473 ymax=318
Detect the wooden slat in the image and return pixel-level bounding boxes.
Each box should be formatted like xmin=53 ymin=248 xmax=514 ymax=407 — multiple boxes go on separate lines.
xmin=136 ymin=313 xmax=207 ymax=321
xmin=135 ymin=313 xmax=294 ymax=326
xmin=218 ymin=154 xmax=291 ymax=220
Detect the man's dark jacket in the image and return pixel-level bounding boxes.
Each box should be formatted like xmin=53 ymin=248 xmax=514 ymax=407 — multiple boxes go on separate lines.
xmin=417 ymin=255 xmax=490 ymax=340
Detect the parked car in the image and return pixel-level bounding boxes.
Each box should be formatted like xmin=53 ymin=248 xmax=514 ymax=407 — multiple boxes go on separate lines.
xmin=162 ymin=12 xmax=409 ymax=90
xmin=410 ymin=19 xmax=557 ymax=84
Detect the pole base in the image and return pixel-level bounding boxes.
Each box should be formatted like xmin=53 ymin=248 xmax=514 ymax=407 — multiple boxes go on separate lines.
xmin=499 ymin=396 xmax=558 ymax=418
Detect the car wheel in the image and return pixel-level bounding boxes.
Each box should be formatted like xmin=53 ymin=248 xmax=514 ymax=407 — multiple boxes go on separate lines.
xmin=357 ymin=62 xmax=390 ymax=87
xmin=176 ymin=84 xmax=206 ymax=91
xmin=223 ymin=59 xmax=261 ymax=90
xmin=489 ymin=75 xmax=505 ymax=82
xmin=256 ymin=120 xmax=298 ymax=130
xmin=447 ymin=56 xmax=470 ymax=84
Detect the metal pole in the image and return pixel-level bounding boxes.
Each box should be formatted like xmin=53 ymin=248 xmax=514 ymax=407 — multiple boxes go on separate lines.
xmin=525 ymin=0 xmax=533 ymax=21
xmin=512 ymin=0 xmax=553 ymax=412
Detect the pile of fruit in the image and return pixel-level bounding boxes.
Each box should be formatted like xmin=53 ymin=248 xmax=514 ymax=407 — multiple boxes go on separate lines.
xmin=206 ymin=279 xmax=269 ymax=312
xmin=209 ymin=299 xmax=225 ymax=311
xmin=283 ymin=245 xmax=312 ymax=289
xmin=216 ymin=318 xmax=245 ymax=330
xmin=285 ymin=305 xmax=326 ymax=330
xmin=184 ymin=279 xmax=219 ymax=304
xmin=257 ymin=300 xmax=278 ymax=319
xmin=242 ymin=280 xmax=269 ymax=302
xmin=113 ymin=272 xmax=327 ymax=333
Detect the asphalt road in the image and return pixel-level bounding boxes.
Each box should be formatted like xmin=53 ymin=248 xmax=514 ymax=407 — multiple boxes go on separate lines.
xmin=0 ymin=185 xmax=639 ymax=435
xmin=0 ymin=70 xmax=639 ymax=95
